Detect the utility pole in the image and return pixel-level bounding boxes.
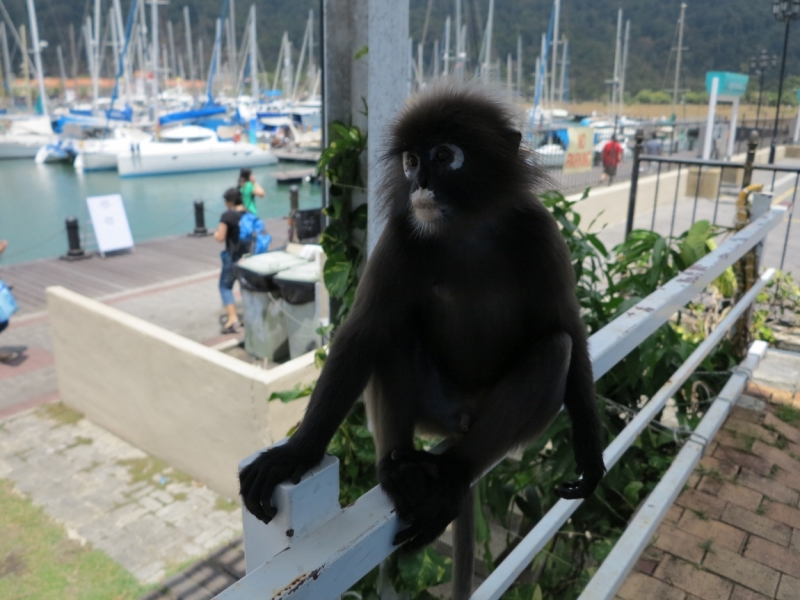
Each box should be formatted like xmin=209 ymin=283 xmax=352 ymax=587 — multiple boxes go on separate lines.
xmin=550 ymin=0 xmax=560 ymax=106
xmin=612 ymin=8 xmax=622 ymax=113
xmin=229 ymin=0 xmax=236 ymax=73
xmin=559 ymin=37 xmax=568 ymax=103
xmin=57 ymin=45 xmax=67 ymax=101
xmin=1 ymin=24 xmax=12 ymax=101
xmin=455 ymin=0 xmax=462 ymax=82
xmin=482 ymin=0 xmax=494 ymax=84
xmin=20 ymin=25 xmax=32 ymax=111
xmin=672 ymin=3 xmax=686 ymax=109
xmin=198 ymin=38 xmax=204 ymax=84
xmin=167 ymin=20 xmax=177 ymax=81
xmin=620 ymin=19 xmax=630 ymax=115
xmin=443 ymin=16 xmax=451 ymax=77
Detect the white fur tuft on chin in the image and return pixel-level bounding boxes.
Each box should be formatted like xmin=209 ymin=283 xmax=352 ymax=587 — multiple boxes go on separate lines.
xmin=409 ymin=188 xmax=443 ymax=236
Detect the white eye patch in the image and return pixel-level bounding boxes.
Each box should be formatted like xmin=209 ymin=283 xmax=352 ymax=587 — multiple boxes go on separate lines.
xmin=402 ymin=151 xmax=418 ymax=178
xmin=444 ymin=144 xmax=464 ymax=170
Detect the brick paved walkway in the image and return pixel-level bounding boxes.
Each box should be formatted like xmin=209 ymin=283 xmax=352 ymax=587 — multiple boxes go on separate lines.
xmin=616 ymin=402 xmax=800 ymax=600
xmin=0 ymin=404 xmax=242 ymax=586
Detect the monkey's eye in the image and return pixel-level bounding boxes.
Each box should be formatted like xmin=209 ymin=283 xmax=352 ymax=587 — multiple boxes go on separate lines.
xmin=404 ymin=152 xmax=419 ymax=169
xmin=432 ymin=146 xmax=453 ymax=164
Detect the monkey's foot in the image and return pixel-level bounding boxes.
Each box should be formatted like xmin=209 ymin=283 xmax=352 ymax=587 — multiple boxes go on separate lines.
xmin=239 ymin=443 xmax=322 ymax=524
xmin=379 ymin=449 xmax=470 ymax=552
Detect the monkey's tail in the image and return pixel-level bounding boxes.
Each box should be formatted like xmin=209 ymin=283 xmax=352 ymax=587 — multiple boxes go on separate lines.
xmin=452 ymin=486 xmax=475 ymax=600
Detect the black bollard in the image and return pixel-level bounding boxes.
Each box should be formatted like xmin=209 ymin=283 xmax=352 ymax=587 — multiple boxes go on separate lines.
xmin=288 ymin=185 xmax=300 ymax=243
xmin=190 ymin=200 xmax=210 ymax=236
xmin=60 ymin=217 xmax=90 ymax=261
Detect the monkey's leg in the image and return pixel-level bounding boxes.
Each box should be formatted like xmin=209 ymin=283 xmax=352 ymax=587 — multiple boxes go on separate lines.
xmin=391 ymin=333 xmax=572 ymax=553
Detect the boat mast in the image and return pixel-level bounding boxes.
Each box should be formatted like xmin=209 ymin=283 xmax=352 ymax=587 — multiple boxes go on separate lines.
xmin=249 ymin=4 xmax=257 ymax=101
xmin=282 ymin=34 xmax=292 ymax=101
xmin=433 ymin=38 xmax=439 ymax=78
xmin=550 ymin=0 xmax=559 ymax=107
xmin=272 ymin=33 xmax=284 ymax=92
xmin=454 ymin=0 xmax=462 ymax=82
xmin=151 ymin=0 xmax=159 ymax=109
xmin=307 ymin=10 xmax=314 ymax=91
xmin=167 ymin=20 xmax=177 ymax=83
xmin=228 ymin=0 xmax=236 ymax=81
xmin=292 ymin=14 xmax=310 ymax=101
xmin=184 ymin=6 xmax=195 ymax=96
xmin=56 ymin=45 xmax=67 ymax=102
xmin=26 ymin=0 xmax=47 ymax=115
xmin=20 ymin=25 xmax=32 ymax=111
xmin=516 ymin=35 xmax=522 ymax=97
xmin=672 ymin=2 xmax=686 ymax=109
xmin=93 ymin=0 xmax=100 ymax=108
xmin=559 ymin=37 xmax=568 ymax=104
xmin=443 ymin=16 xmax=450 ymax=77
xmin=481 ymin=0 xmax=494 ymax=84
xmin=1 ymin=24 xmax=12 ymax=101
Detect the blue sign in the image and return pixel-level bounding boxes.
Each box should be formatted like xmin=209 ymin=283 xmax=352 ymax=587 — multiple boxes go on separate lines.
xmin=706 ymin=72 xmax=749 ymax=98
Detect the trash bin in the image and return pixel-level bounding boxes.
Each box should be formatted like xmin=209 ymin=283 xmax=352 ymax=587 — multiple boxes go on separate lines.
xmin=235 ymin=251 xmax=308 ymax=361
xmin=273 ymin=261 xmax=321 ymax=359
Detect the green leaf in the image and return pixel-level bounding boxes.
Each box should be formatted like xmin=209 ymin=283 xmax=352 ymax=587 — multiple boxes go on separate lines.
xmin=354 ymin=45 xmax=369 ymax=60
xmin=396 ymin=547 xmax=452 ymax=594
xmin=323 ymin=254 xmax=352 ymax=298
xmin=268 ymin=383 xmax=313 ymax=403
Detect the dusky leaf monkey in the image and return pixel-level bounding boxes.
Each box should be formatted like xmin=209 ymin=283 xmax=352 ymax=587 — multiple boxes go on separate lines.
xmin=239 ymin=83 xmax=606 ymax=599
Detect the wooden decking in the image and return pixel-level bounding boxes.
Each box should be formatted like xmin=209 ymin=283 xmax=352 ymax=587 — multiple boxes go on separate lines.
xmin=0 ymin=218 xmax=289 ymax=316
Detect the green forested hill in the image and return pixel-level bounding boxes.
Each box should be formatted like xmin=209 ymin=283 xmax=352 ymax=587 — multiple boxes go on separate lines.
xmin=4 ymin=0 xmax=799 ymax=101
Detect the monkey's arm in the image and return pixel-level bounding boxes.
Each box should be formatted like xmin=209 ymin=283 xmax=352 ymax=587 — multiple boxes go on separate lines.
xmin=239 ymin=242 xmax=404 ymax=524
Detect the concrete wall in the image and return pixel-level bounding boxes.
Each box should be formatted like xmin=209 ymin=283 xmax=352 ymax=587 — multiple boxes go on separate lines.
xmin=47 ymin=286 xmax=318 ymax=499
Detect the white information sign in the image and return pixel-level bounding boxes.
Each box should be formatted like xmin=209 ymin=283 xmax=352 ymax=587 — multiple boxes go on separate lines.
xmin=86 ymin=194 xmax=134 ymax=255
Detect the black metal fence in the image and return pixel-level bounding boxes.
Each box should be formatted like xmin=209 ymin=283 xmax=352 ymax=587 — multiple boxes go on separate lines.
xmin=624 ymin=132 xmax=798 ymax=273
xmin=530 ymin=117 xmax=797 ymax=197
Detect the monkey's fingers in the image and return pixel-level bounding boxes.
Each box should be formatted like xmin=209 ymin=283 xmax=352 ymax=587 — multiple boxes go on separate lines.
xmin=393 ymin=522 xmax=423 ymax=547
xmin=554 ymin=475 xmax=601 ymax=500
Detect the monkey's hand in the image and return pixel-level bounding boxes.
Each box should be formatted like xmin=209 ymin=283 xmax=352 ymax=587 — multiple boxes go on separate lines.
xmin=239 ymin=443 xmax=322 ymax=524
xmin=380 ymin=449 xmax=470 ymax=553
xmin=554 ymin=457 xmax=606 ymax=500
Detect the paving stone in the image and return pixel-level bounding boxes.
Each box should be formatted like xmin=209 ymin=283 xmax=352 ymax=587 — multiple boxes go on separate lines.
xmin=773 ymin=467 xmax=800 ymax=493
xmin=737 ymin=468 xmax=800 ymax=507
xmin=665 ymin=505 xmax=684 ymax=525
xmin=716 ymin=429 xmax=756 ymax=453
xmin=730 ymin=584 xmax=772 ymax=600
xmin=675 ymin=489 xmax=728 ymax=520
xmin=730 ymin=406 xmax=764 ymax=424
xmin=761 ymin=498 xmax=800 ymax=529
xmin=792 ymin=528 xmax=800 ymax=553
xmin=763 ymin=412 xmax=800 ymax=445
xmin=777 ymin=573 xmax=800 ymax=600
xmin=696 ymin=477 xmax=762 ymax=512
xmin=702 ymin=545 xmax=780 ymax=597
xmin=744 ymin=536 xmax=800 ymax=575
xmin=186 ymin=564 xmax=237 ymax=595
xmin=653 ymin=524 xmax=706 ymax=564
xmin=151 ymin=489 xmax=174 ymax=505
xmin=618 ymin=571 xmax=686 ymax=600
xmin=653 ymin=555 xmax=734 ymax=600
xmin=676 ymin=509 xmax=747 ymax=553
xmin=713 ymin=445 xmax=772 ymax=476
xmin=721 ymin=503 xmax=792 ymax=546
xmin=751 ymin=440 xmax=800 ymax=477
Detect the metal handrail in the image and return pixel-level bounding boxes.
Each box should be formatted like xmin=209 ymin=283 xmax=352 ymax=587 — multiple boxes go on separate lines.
xmin=219 ymin=205 xmax=787 ymax=600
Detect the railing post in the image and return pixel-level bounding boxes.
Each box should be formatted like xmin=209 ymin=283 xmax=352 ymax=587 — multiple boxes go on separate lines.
xmin=731 ymin=185 xmax=771 ymax=358
xmin=289 ymin=185 xmax=300 ymax=242
xmin=60 ymin=217 xmax=89 ymax=262
xmin=238 ymin=451 xmax=342 ymax=574
xmin=742 ymin=131 xmax=759 ymax=188
xmin=624 ymin=129 xmax=645 ymax=241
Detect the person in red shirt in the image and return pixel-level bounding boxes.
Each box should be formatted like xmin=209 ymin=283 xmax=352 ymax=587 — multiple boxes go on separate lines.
xmin=601 ymin=136 xmax=624 ymax=185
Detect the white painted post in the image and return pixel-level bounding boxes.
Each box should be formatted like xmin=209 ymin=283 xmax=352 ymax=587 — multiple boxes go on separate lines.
xmin=793 ymin=109 xmax=800 ymax=145
xmin=239 ymin=452 xmax=342 ymax=573
xmin=703 ymin=76 xmax=719 ymax=160
xmin=728 ymin=96 xmax=739 ymax=159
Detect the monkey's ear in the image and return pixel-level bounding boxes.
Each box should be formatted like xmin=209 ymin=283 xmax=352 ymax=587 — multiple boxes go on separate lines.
xmin=502 ymin=128 xmax=522 ymax=152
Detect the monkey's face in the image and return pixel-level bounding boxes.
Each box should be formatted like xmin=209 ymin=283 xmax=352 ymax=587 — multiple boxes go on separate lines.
xmin=402 ymin=143 xmax=465 ymax=234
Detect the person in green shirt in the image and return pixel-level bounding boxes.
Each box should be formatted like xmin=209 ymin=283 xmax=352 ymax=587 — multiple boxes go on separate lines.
xmin=239 ymin=168 xmax=266 ymax=214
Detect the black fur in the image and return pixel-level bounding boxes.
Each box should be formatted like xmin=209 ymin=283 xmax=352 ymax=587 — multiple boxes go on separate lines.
xmin=238 ymin=83 xmax=606 ymax=597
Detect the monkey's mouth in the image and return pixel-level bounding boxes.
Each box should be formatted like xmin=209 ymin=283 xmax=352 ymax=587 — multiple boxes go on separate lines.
xmin=410 ymin=188 xmax=442 ymax=222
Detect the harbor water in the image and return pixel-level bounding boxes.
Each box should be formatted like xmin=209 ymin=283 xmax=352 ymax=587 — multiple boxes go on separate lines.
xmin=0 ymin=159 xmax=323 ymax=266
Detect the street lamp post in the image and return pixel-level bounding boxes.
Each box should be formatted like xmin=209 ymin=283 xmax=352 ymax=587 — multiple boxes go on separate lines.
xmin=769 ymin=0 xmax=800 ymax=164
xmin=749 ymin=49 xmax=777 ymax=130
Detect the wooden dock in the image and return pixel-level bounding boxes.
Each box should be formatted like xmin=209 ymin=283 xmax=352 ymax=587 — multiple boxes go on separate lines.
xmin=1 ymin=218 xmax=289 ymax=316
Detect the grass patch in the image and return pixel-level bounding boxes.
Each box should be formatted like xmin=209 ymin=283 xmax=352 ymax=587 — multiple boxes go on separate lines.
xmin=698 ymin=540 xmax=714 ymax=554
xmin=0 ymin=478 xmax=147 ymax=599
xmin=691 ymin=510 xmax=709 ymax=521
xmin=172 ymin=492 xmax=188 ymax=502
xmin=38 ymin=403 xmax=83 ymax=427
xmin=118 ymin=457 xmax=193 ymax=488
xmin=64 ymin=436 xmax=93 ymax=451
xmin=214 ymin=497 xmax=239 ymax=513
xmin=774 ymin=405 xmax=800 ymax=427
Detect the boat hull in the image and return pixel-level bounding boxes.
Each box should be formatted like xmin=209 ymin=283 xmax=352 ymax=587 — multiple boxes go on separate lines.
xmin=74 ymin=151 xmax=119 ymax=171
xmin=117 ymin=142 xmax=278 ymax=177
xmin=0 ymin=140 xmax=41 ymax=159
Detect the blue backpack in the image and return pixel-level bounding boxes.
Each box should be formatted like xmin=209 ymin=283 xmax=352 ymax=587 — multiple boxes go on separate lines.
xmin=238 ymin=212 xmax=272 ymax=256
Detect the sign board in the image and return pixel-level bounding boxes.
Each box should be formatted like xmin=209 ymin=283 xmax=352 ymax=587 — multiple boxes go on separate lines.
xmin=86 ymin=194 xmax=134 ymax=255
xmin=563 ymin=127 xmax=594 ymax=174
xmin=705 ymin=72 xmax=749 ymax=99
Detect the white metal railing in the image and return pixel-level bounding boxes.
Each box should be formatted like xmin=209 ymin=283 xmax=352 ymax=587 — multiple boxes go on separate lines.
xmin=216 ymin=201 xmax=788 ymax=600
